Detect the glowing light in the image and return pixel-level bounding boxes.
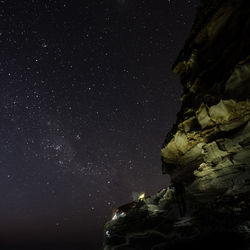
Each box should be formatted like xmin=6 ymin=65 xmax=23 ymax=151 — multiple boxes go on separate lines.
xmin=106 ymin=231 xmax=111 ymax=237
xmin=111 ymin=211 xmax=126 ymax=220
xmin=138 ymin=192 xmax=145 ymax=200
xmin=120 ymin=212 xmax=126 ymax=217
xmin=112 ymin=213 xmax=118 ymax=220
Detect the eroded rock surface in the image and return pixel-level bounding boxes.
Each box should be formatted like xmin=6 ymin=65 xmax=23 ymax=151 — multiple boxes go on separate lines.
xmin=104 ymin=0 xmax=250 ymax=249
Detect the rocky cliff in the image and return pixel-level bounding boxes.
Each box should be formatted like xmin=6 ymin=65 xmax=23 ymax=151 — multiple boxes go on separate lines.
xmin=104 ymin=0 xmax=250 ymax=249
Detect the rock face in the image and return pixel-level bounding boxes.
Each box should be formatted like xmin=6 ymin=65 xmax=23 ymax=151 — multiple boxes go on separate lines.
xmin=104 ymin=0 xmax=250 ymax=249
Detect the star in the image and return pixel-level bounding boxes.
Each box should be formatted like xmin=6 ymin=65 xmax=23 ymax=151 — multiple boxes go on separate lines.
xmin=0 ymin=0 xmax=198 ymax=246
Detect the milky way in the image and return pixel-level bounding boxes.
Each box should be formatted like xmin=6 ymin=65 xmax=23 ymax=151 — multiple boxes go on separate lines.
xmin=0 ymin=0 xmax=198 ymax=246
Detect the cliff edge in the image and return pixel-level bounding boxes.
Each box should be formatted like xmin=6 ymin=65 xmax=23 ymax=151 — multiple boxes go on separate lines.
xmin=104 ymin=0 xmax=250 ymax=249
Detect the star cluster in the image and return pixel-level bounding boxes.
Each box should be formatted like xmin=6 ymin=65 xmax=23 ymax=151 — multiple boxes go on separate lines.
xmin=0 ymin=0 xmax=198 ymax=246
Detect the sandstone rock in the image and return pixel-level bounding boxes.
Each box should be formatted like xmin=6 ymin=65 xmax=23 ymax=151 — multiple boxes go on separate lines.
xmin=104 ymin=0 xmax=250 ymax=248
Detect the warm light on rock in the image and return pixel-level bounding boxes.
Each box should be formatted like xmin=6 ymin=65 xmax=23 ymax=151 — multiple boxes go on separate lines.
xmin=104 ymin=1 xmax=250 ymax=249
xmin=138 ymin=192 xmax=145 ymax=200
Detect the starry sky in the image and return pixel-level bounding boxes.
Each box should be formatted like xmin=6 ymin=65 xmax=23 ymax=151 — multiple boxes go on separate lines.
xmin=0 ymin=0 xmax=198 ymax=248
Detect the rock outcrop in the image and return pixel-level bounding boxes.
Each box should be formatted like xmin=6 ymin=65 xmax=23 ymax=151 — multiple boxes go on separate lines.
xmin=104 ymin=0 xmax=250 ymax=249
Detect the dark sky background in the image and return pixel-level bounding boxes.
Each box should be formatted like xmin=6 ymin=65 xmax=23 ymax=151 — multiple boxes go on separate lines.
xmin=0 ymin=0 xmax=198 ymax=249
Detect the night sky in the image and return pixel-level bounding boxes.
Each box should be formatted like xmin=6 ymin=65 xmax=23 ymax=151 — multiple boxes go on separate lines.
xmin=0 ymin=0 xmax=198 ymax=248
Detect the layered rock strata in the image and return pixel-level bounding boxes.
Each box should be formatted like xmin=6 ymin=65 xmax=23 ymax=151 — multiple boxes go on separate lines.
xmin=104 ymin=0 xmax=250 ymax=249
xmin=161 ymin=0 xmax=250 ymax=198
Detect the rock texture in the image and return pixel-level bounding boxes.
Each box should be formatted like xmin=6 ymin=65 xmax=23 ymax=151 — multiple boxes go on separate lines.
xmin=104 ymin=0 xmax=250 ymax=249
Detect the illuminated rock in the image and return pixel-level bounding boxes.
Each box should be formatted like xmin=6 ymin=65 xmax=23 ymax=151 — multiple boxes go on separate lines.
xmin=104 ymin=0 xmax=250 ymax=249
